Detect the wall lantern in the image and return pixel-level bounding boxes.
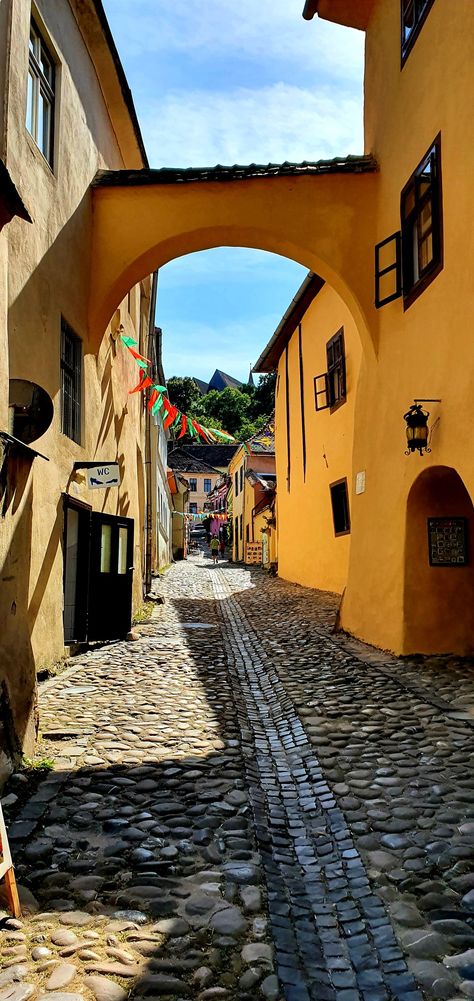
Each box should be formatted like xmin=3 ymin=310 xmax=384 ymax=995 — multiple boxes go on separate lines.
xmin=403 ymin=398 xmax=441 ymax=456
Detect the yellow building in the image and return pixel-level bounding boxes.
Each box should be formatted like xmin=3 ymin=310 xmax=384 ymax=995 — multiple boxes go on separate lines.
xmin=228 ymin=423 xmax=276 ymax=563
xmin=77 ymin=0 xmax=474 ymax=657
xmin=0 ymin=0 xmax=156 ymax=773
xmin=256 ymin=273 xmax=361 ymax=594
xmin=297 ymin=0 xmax=474 ymax=656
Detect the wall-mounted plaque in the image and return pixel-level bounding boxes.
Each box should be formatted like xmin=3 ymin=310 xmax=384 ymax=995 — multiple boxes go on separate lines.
xmin=428 ymin=517 xmax=468 ymax=566
xmin=245 ymin=541 xmax=263 ymax=565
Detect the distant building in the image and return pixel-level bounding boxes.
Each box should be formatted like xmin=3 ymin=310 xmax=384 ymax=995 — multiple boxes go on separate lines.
xmin=228 ymin=422 xmax=276 ymax=563
xmin=167 ymin=447 xmax=223 ymax=516
xmin=191 ymin=369 xmax=248 ymax=394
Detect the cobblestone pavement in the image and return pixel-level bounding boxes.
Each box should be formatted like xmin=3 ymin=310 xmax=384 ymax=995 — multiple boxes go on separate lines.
xmin=1 ymin=555 xmax=474 ymax=1001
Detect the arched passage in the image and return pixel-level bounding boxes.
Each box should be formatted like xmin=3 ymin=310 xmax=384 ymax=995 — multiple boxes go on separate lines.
xmin=89 ymin=162 xmax=379 ymax=357
xmin=404 ymin=466 xmax=474 ymax=655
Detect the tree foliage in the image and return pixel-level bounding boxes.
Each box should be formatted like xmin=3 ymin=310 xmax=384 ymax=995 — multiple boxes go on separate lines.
xmin=166 ymin=376 xmax=202 ymax=414
xmin=167 ymin=373 xmax=276 ymax=442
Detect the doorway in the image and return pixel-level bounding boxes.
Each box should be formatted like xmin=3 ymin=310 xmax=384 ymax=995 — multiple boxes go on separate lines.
xmin=63 ymin=498 xmax=134 ymax=643
xmin=404 ymin=466 xmax=474 ymax=654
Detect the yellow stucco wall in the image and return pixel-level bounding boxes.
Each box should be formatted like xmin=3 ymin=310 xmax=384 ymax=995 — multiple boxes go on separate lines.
xmin=275 ymin=284 xmax=361 ymax=595
xmin=228 ymin=448 xmax=244 ymax=561
xmin=339 ymin=0 xmax=474 ymax=654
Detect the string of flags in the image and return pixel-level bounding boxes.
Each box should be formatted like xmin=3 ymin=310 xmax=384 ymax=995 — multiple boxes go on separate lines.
xmin=120 ymin=334 xmax=242 ymax=446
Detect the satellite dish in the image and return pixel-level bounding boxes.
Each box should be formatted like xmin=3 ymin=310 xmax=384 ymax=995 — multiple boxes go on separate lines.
xmin=8 ymin=379 xmax=54 ymax=444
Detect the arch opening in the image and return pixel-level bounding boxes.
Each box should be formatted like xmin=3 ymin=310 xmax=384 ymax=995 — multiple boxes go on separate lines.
xmin=403 ymin=465 xmax=474 ymax=655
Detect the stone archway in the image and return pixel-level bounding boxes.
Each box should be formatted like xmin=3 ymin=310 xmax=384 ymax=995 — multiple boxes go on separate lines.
xmin=403 ymin=466 xmax=474 ymax=655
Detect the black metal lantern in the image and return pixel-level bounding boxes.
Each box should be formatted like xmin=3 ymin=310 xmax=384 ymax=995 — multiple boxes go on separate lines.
xmin=403 ymin=403 xmax=431 ymax=455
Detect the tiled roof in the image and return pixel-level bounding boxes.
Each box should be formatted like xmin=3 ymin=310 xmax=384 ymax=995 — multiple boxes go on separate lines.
xmin=248 ymin=419 xmax=275 ymax=454
xmin=92 ymin=155 xmax=377 ymax=188
xmin=176 ymin=444 xmax=239 ymax=467
xmin=208 ymin=370 xmax=243 ymax=391
xmin=167 ymin=448 xmax=222 ymax=475
xmin=192 ymin=377 xmax=209 ymax=395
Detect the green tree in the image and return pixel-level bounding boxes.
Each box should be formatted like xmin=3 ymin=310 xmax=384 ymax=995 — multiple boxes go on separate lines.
xmin=167 ymin=376 xmax=201 ymax=414
xmin=192 ymin=388 xmax=252 ymax=437
xmin=251 ymin=372 xmax=276 ymax=419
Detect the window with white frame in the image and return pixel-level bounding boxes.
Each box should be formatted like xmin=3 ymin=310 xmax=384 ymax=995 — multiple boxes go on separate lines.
xmin=27 ymin=19 xmax=55 ymax=165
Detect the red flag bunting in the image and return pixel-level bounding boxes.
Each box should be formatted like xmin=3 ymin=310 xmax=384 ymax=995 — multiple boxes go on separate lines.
xmin=129 ymin=373 xmax=153 ymax=394
xmin=177 ymin=414 xmax=188 ymax=439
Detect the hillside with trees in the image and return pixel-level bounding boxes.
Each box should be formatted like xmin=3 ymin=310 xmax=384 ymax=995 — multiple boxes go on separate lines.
xmin=166 ymin=373 xmax=276 ymax=442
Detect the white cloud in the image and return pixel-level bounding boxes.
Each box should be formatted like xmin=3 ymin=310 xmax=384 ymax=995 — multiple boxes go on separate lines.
xmin=107 ymin=0 xmax=364 ymax=84
xmin=142 ymin=82 xmax=363 ymax=168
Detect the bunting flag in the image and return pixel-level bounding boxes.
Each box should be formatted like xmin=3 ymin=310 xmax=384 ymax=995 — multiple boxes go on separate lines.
xmin=119 ymin=333 xmax=241 ymax=445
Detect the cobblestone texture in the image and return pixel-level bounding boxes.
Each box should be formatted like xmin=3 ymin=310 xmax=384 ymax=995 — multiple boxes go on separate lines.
xmin=1 ymin=553 xmax=474 ymax=1001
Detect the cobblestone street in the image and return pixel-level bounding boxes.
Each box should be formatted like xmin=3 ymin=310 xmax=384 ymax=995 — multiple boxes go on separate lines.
xmin=1 ymin=554 xmax=474 ymax=1001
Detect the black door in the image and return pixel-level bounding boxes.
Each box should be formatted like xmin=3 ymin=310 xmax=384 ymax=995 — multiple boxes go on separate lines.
xmin=63 ymin=498 xmax=91 ymax=644
xmin=87 ymin=513 xmax=134 ymax=640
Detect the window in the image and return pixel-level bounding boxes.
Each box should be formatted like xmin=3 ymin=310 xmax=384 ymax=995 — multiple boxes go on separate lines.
xmin=189 ymin=502 xmax=197 ymax=514
xmin=61 ymin=319 xmax=82 ymax=443
xmin=240 ymin=515 xmax=243 ymax=540
xmin=314 ymin=329 xmax=346 ymax=412
xmin=189 ymin=478 xmax=197 ymax=492
xmin=401 ymin=137 xmax=442 ymax=306
xmin=401 ymin=0 xmax=435 ymax=62
xmin=234 ymin=471 xmax=239 ymax=496
xmin=240 ymin=466 xmax=243 ymax=492
xmin=234 ymin=518 xmax=238 ymax=552
xmin=330 ymin=479 xmax=350 ymax=536
xmin=375 ymin=136 xmax=443 ymax=310
xmin=27 ymin=19 xmax=55 ymax=165
xmin=204 ymin=478 xmax=211 ymax=494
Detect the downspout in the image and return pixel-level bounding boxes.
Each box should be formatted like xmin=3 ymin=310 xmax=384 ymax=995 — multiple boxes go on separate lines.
xmin=144 ymin=270 xmax=159 ymax=595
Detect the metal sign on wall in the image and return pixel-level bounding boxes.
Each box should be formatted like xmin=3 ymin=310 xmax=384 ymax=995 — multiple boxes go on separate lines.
xmin=245 ymin=541 xmax=263 ymax=565
xmin=428 ymin=517 xmax=468 ymax=566
xmin=86 ymin=463 xmax=120 ymax=490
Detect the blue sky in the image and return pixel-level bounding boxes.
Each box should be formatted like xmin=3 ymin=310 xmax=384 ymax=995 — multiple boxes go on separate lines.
xmin=103 ymin=0 xmax=364 ymax=383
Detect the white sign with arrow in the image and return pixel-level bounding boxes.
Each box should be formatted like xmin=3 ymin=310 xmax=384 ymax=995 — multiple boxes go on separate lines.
xmin=86 ymin=463 xmax=120 ymax=490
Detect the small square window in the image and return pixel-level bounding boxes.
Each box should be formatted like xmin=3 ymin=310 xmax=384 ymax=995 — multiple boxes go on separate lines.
xmin=330 ymin=479 xmax=350 ymax=536
xmin=401 ymin=137 xmax=443 ymax=307
xmin=27 ymin=19 xmax=55 ymax=165
xmin=60 ymin=319 xmax=82 ymax=443
xmin=189 ymin=478 xmax=197 ymax=492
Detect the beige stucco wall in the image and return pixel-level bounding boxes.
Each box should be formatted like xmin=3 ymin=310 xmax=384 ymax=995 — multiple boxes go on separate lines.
xmin=0 ymin=0 xmax=152 ymax=765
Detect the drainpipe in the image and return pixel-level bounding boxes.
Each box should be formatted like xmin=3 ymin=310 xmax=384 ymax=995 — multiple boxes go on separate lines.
xmin=144 ymin=270 xmax=159 ymax=596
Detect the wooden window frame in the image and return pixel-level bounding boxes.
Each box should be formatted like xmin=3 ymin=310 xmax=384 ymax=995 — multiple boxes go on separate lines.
xmin=314 ymin=328 xmax=346 ymax=413
xmin=401 ymin=134 xmax=443 ymax=309
xmin=401 ymin=0 xmax=435 ymax=66
xmin=330 ymin=477 xmax=351 ymax=537
xmin=203 ymin=478 xmax=211 ymax=494
xmin=27 ymin=17 xmax=56 ymax=166
xmin=188 ymin=478 xmax=197 ymax=493
xmin=60 ymin=319 xmax=82 ymax=443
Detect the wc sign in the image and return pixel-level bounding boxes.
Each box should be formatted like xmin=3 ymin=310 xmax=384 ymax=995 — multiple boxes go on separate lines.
xmin=86 ymin=463 xmax=120 ymax=490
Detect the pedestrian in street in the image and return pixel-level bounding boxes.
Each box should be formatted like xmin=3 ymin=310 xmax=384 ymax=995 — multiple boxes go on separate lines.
xmin=210 ymin=534 xmax=219 ymax=565
xmin=219 ymin=524 xmax=228 ymax=560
